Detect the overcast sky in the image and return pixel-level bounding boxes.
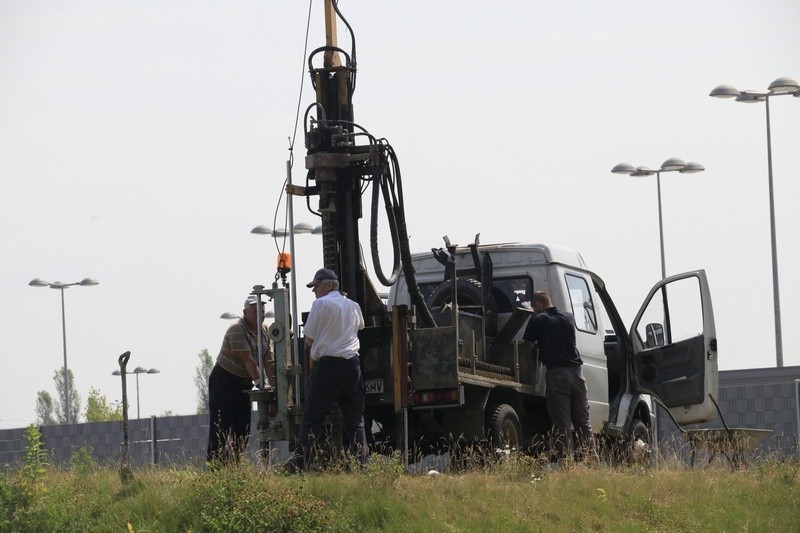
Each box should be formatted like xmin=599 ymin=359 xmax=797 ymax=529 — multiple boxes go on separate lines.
xmin=2 ymin=1 xmax=799 ymax=429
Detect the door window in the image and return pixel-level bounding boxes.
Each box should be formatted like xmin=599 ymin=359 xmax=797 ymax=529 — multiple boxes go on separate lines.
xmin=565 ymin=273 xmax=598 ymax=334
xmin=635 ymin=276 xmax=703 ymax=346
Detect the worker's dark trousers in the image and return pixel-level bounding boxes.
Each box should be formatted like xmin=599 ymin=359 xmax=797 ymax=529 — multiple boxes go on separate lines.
xmin=298 ymin=355 xmax=368 ymax=466
xmin=207 ymin=364 xmax=253 ymax=465
xmin=545 ymin=365 xmax=598 ymax=462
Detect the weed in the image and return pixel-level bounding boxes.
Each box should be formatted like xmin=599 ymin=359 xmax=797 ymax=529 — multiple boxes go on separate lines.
xmin=70 ymin=445 xmax=96 ymax=476
xmin=194 ymin=464 xmax=354 ymax=532
xmin=18 ymin=424 xmax=48 ymax=502
xmin=754 ymin=456 xmax=799 ymax=485
xmin=361 ymin=451 xmax=405 ymax=489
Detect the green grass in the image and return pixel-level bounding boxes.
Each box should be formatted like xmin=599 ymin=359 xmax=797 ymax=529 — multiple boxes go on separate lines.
xmin=1 ymin=453 xmax=798 ymax=532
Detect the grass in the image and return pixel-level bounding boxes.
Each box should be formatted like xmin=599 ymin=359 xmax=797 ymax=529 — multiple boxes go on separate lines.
xmin=1 ymin=455 xmax=798 ymax=531
xmin=1 ymin=426 xmax=798 ymax=531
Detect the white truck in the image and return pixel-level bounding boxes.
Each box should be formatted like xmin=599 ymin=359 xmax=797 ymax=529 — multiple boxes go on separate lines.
xmin=357 ymin=239 xmax=718 ymax=459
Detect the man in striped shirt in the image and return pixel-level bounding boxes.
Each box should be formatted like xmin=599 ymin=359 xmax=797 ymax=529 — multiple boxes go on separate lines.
xmin=207 ymin=295 xmax=271 ymax=465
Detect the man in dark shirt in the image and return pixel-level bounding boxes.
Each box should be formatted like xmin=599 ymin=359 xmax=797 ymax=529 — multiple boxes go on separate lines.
xmin=523 ymin=291 xmax=598 ymax=463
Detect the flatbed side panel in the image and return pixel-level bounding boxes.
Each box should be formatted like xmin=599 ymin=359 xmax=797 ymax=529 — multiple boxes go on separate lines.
xmin=361 ymin=324 xmax=394 ymax=404
xmin=410 ymin=327 xmax=459 ymax=389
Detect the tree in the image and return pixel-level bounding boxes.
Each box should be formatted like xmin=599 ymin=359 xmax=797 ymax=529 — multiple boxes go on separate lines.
xmin=194 ymin=349 xmax=213 ymax=414
xmin=35 ymin=390 xmax=56 ymax=425
xmin=84 ymin=388 xmax=122 ymax=422
xmin=54 ymin=368 xmax=81 ymax=424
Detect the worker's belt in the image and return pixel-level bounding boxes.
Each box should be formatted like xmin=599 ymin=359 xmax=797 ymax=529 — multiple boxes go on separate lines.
xmin=318 ymin=355 xmax=356 ymax=363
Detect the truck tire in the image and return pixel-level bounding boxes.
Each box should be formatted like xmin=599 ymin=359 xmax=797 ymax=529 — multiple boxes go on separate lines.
xmin=486 ymin=404 xmax=523 ymax=450
xmin=429 ymin=277 xmax=483 ymax=308
xmin=628 ymin=418 xmax=651 ymax=464
xmin=429 ymin=277 xmax=498 ymax=335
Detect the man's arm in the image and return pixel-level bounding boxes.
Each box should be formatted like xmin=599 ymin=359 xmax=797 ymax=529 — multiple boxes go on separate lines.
xmin=231 ymin=348 xmax=260 ymax=380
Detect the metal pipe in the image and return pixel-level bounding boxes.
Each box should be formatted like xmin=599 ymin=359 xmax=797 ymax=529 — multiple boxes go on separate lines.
xmin=764 ymin=96 xmax=783 ymax=367
xmin=655 ymin=171 xmax=666 ymax=280
xmin=135 ymin=373 xmax=141 ymax=419
xmin=795 ymin=379 xmax=800 ymax=459
xmin=150 ymin=415 xmax=157 ymax=465
xmin=59 ymin=287 xmax=70 ymax=424
xmin=287 ymin=159 xmax=302 ymax=406
xmin=256 ymin=293 xmax=264 ymax=386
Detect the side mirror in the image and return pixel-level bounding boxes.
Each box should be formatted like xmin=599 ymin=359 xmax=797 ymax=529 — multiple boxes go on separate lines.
xmin=645 ymin=323 xmax=665 ymax=348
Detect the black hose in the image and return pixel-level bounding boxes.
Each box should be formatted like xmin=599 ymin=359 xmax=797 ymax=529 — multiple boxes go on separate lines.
xmin=369 ymin=154 xmax=401 ymax=286
xmin=385 ymin=146 xmax=436 ymax=328
xmin=331 ymin=0 xmax=357 ymax=92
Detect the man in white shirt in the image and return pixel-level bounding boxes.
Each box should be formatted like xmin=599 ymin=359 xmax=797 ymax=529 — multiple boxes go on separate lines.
xmin=298 ymin=268 xmax=368 ymax=467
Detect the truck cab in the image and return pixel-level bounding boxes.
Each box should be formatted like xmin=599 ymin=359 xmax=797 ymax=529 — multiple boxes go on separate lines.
xmin=365 ymin=241 xmax=717 ymax=458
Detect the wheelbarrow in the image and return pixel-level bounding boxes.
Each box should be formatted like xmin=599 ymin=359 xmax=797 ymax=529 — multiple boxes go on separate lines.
xmin=655 ymin=393 xmax=772 ymax=470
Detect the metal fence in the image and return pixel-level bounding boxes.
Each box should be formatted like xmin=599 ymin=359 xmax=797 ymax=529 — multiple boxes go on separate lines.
xmin=0 ymin=414 xmax=210 ymax=469
xmin=2 ymin=366 xmax=798 ymax=469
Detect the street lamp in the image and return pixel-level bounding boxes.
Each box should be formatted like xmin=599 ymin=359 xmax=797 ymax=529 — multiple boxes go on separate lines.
xmin=112 ymin=366 xmax=160 ymax=419
xmin=220 ymin=310 xmax=274 ymax=320
xmin=251 ymin=220 xmax=322 ymax=409
xmin=709 ymin=76 xmax=799 ymax=368
xmin=611 ymin=159 xmax=705 ymax=279
xmin=29 ymin=277 xmax=99 ymax=424
xmin=250 ymin=223 xmax=323 ymax=237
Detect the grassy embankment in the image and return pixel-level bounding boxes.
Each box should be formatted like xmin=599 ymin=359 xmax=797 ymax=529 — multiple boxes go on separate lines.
xmin=2 ymin=429 xmax=799 ymax=532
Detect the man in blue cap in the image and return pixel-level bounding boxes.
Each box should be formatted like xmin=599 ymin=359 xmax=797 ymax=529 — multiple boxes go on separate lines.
xmin=297 ymin=268 xmax=368 ymax=467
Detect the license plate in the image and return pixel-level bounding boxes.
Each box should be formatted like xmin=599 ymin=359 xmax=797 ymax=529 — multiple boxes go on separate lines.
xmin=365 ymin=379 xmax=384 ymax=394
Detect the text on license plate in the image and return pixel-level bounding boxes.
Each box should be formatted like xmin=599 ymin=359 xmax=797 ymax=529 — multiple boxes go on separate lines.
xmin=365 ymin=379 xmax=384 ymax=394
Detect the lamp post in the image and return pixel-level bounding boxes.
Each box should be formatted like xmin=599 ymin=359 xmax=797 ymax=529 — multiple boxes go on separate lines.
xmin=112 ymin=366 xmax=160 ymax=419
xmin=252 ymin=221 xmax=322 ymax=408
xmin=709 ymin=77 xmax=799 ymax=368
xmin=611 ymin=159 xmax=705 ymax=279
xmin=29 ymin=277 xmax=99 ymax=424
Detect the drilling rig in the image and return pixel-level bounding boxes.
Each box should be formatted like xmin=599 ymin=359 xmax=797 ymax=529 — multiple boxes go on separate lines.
xmin=250 ymin=1 xmax=720 ymax=465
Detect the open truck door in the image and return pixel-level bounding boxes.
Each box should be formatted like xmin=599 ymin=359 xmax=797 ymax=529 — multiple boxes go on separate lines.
xmin=629 ymin=270 xmax=718 ymax=425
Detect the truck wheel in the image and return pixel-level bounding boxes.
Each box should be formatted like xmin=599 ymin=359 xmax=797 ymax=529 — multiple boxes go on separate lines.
xmin=628 ymin=419 xmax=651 ymax=464
xmin=429 ymin=277 xmax=483 ymax=308
xmin=429 ymin=278 xmax=498 ymax=335
xmin=486 ymin=404 xmax=522 ymax=450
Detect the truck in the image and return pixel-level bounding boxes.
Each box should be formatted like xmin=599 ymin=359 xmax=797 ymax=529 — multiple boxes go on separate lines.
xmin=249 ymin=1 xmax=719 ymax=464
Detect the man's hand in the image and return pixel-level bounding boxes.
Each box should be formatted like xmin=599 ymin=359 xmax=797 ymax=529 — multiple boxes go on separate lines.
xmin=253 ymin=377 xmax=271 ymax=390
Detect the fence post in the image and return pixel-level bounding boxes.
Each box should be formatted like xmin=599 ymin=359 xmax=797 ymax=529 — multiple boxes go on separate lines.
xmin=150 ymin=415 xmax=158 ymax=465
xmin=652 ymin=400 xmax=659 ymax=469
xmin=795 ymin=379 xmax=799 ymax=460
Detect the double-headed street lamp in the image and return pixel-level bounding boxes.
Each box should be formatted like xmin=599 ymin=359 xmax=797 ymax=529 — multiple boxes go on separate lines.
xmin=252 ymin=221 xmax=322 ymax=409
xmin=611 ymin=158 xmax=705 ymax=279
xmin=250 ymin=222 xmax=323 ymax=238
xmin=709 ymin=76 xmax=799 ymax=368
xmin=29 ymin=277 xmax=99 ymax=424
xmin=220 ymin=310 xmax=274 ymax=320
xmin=112 ymin=366 xmax=160 ymax=419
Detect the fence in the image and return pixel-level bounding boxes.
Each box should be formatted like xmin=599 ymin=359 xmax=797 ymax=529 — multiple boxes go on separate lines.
xmin=0 ymin=414 xmax=211 ymax=469
xmin=2 ymin=366 xmax=799 ymax=469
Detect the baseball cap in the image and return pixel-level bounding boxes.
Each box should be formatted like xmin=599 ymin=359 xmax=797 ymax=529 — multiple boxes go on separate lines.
xmin=243 ymin=295 xmax=262 ymax=308
xmin=306 ymin=268 xmax=337 ymax=288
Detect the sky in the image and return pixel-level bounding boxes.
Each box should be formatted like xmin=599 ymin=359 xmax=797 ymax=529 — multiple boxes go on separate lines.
xmin=1 ymin=1 xmax=799 ymax=429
